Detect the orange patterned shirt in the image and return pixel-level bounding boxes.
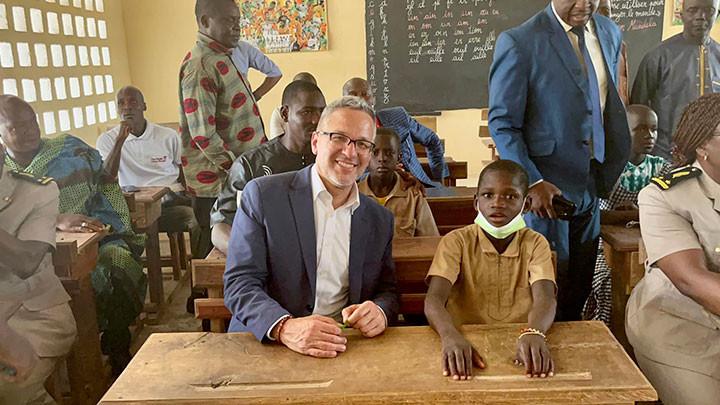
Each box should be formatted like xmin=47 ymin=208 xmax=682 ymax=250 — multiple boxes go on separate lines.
xmin=178 ymin=33 xmax=265 ymax=198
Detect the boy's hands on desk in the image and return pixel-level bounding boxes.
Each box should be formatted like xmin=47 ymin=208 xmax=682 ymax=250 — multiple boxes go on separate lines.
xmin=440 ymin=331 xmax=485 ymax=380
xmin=515 ymin=334 xmax=554 ymax=378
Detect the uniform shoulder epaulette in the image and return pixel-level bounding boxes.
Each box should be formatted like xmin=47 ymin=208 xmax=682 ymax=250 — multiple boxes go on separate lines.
xmin=650 ymin=166 xmax=701 ymax=190
xmin=10 ymin=170 xmax=55 ymax=185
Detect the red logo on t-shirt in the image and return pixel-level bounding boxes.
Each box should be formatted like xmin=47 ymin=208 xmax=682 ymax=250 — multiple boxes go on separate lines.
xmin=150 ymin=156 xmax=168 ymax=163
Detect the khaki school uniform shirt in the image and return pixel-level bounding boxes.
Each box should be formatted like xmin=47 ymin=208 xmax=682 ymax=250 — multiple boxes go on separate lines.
xmin=358 ymin=173 xmax=439 ymax=237
xmin=627 ymin=162 xmax=720 ymax=379
xmin=426 ymin=225 xmax=555 ymax=326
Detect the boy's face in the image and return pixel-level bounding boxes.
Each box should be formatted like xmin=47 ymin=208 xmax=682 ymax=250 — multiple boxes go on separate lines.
xmin=475 ymin=170 xmax=527 ymax=227
xmin=369 ymin=133 xmax=399 ymax=175
xmin=627 ymin=109 xmax=658 ymax=155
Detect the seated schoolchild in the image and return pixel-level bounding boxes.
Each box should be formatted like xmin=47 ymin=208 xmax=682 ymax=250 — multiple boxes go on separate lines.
xmin=584 ymin=105 xmax=671 ymax=323
xmin=358 ymin=128 xmax=439 ymax=237
xmin=424 ymin=160 xmax=557 ymax=380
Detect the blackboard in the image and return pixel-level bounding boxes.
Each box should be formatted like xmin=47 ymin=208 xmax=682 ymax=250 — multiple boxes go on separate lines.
xmin=365 ymin=0 xmax=665 ymax=112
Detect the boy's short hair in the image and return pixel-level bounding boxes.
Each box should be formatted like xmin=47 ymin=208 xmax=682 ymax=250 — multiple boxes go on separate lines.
xmin=476 ymin=160 xmax=530 ymax=195
xmin=376 ymin=127 xmax=400 ymax=149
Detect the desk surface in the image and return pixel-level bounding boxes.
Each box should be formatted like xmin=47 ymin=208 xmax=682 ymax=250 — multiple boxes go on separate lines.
xmin=600 ymin=225 xmax=640 ymax=252
xmin=125 ymin=186 xmax=169 ymax=203
xmin=426 ymin=186 xmax=475 ymax=200
xmin=56 ymin=230 xmax=107 ymax=254
xmin=101 ymin=322 xmax=655 ymax=404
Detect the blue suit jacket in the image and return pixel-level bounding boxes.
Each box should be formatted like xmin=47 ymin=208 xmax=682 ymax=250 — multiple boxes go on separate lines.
xmin=377 ymin=107 xmax=449 ymax=187
xmin=223 ymin=165 xmax=399 ymax=340
xmin=488 ymin=6 xmax=630 ymax=203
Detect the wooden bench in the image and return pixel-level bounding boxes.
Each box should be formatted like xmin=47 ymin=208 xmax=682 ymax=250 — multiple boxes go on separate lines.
xmin=192 ymin=237 xmax=442 ymax=332
xmin=426 ymin=186 xmax=476 ymax=235
xmin=54 ymin=230 xmax=109 ymax=405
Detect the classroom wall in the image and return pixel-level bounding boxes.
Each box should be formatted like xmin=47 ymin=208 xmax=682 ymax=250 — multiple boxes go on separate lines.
xmin=0 ymin=0 xmax=132 ymax=144
xmin=119 ymin=0 xmax=720 ymax=187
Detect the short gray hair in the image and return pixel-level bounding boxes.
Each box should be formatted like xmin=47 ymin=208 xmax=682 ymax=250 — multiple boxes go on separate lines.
xmin=318 ymin=96 xmax=375 ymax=125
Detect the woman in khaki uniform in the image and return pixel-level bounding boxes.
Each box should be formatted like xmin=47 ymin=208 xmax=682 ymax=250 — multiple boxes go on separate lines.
xmin=627 ymin=93 xmax=720 ymax=405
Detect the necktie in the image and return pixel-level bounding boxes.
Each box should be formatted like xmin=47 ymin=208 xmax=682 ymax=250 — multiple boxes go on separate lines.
xmin=571 ymin=25 xmax=605 ymax=163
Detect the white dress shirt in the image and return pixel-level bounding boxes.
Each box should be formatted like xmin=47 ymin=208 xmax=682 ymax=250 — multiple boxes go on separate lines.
xmin=310 ymin=164 xmax=360 ymax=320
xmin=551 ymin=3 xmax=608 ymax=111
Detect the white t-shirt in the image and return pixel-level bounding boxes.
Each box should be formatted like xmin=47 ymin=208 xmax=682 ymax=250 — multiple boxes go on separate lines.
xmin=96 ymin=121 xmax=183 ymax=190
xmin=267 ymin=105 xmax=285 ymax=140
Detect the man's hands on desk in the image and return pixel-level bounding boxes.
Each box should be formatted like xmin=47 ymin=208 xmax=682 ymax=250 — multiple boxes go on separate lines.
xmin=56 ymin=213 xmax=105 ymax=233
xmin=275 ymin=301 xmax=387 ymax=358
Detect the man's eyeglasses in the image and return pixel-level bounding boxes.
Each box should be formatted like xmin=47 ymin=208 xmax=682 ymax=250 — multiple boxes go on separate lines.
xmin=317 ymin=131 xmax=376 ymax=154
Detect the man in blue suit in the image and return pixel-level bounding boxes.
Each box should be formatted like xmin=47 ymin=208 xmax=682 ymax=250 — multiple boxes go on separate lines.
xmin=343 ymin=78 xmax=448 ymax=187
xmin=224 ymin=96 xmax=399 ymax=358
xmin=488 ymin=0 xmax=630 ymax=321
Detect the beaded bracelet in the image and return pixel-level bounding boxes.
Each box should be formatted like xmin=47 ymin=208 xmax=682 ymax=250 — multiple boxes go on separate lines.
xmin=275 ymin=316 xmax=292 ymax=344
xmin=518 ymin=327 xmax=546 ymax=341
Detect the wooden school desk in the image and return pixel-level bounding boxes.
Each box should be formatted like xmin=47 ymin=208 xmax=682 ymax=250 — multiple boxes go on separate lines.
xmin=599 ymin=224 xmax=643 ymax=353
xmin=54 ymin=230 xmax=109 ymax=404
xmin=100 ymin=321 xmax=656 ymax=404
xmin=426 ymin=186 xmax=476 ymax=234
xmin=124 ymin=186 xmax=169 ymax=316
xmin=420 ymin=157 xmax=468 ymax=186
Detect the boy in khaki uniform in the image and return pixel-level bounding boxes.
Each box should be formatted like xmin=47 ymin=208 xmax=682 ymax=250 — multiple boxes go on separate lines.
xmin=424 ymin=160 xmax=556 ymax=381
xmin=358 ymin=128 xmax=439 ymax=237
xmin=0 ymin=143 xmax=76 ymax=404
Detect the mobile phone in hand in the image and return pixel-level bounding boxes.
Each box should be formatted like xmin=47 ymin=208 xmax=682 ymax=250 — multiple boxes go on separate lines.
xmin=552 ymin=195 xmax=576 ymax=220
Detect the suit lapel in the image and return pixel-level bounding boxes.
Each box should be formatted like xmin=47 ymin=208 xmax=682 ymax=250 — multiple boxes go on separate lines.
xmin=592 ymin=16 xmax=616 ymax=84
xmin=348 ymin=203 xmax=368 ymax=304
xmin=543 ymin=6 xmax=588 ymax=95
xmin=289 ymin=168 xmax=318 ymax=297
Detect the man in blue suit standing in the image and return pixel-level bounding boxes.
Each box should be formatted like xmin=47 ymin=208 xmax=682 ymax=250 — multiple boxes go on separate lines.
xmin=224 ymin=96 xmax=398 ymax=358
xmin=488 ymin=0 xmax=630 ymax=321
xmin=343 ymin=78 xmax=448 ymax=187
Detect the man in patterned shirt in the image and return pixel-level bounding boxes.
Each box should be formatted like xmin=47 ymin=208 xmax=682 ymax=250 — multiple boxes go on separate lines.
xmin=179 ymin=0 xmax=265 ymax=255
